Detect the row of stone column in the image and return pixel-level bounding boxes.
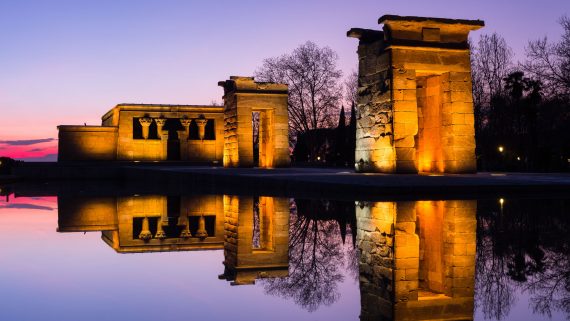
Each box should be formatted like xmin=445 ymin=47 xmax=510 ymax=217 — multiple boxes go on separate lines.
xmin=138 ymin=116 xmax=209 ymax=140
xmin=138 ymin=215 xmax=209 ymax=241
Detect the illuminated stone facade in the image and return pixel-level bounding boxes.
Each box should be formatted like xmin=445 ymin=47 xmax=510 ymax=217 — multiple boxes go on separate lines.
xmin=57 ymin=194 xmax=289 ymax=283
xmin=356 ymin=200 xmax=476 ymax=320
xmin=348 ymin=15 xmax=484 ymax=173
xmin=219 ymin=77 xmax=290 ymax=168
xmin=58 ymin=77 xmax=289 ymax=168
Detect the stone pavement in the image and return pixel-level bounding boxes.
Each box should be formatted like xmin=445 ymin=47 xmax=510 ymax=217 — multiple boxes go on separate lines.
xmin=123 ymin=166 xmax=570 ymax=200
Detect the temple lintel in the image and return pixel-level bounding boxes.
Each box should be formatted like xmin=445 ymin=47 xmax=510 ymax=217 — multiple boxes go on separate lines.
xmin=347 ymin=28 xmax=384 ymax=41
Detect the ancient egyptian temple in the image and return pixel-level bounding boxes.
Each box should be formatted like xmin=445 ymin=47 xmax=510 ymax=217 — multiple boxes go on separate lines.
xmin=348 ymin=15 xmax=484 ymax=173
xmin=57 ymin=77 xmax=290 ymax=168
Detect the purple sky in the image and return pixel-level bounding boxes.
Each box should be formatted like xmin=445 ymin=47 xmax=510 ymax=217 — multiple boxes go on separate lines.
xmin=0 ymin=0 xmax=569 ymax=159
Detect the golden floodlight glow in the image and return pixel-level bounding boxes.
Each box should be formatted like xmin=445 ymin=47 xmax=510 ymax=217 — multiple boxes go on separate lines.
xmin=498 ymin=146 xmax=504 ymax=153
xmin=517 ymin=156 xmax=521 ymax=161
xmin=499 ymin=198 xmax=505 ymax=205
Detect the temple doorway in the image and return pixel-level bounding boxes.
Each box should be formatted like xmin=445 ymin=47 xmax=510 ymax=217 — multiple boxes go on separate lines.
xmin=165 ymin=119 xmax=182 ymax=161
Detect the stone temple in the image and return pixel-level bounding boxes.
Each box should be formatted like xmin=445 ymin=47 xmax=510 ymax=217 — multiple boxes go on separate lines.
xmin=348 ymin=15 xmax=484 ymax=173
xmin=58 ymin=76 xmax=290 ymax=168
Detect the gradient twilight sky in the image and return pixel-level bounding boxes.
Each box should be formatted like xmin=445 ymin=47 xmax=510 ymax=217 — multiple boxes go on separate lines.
xmin=1 ymin=0 xmax=569 ymax=160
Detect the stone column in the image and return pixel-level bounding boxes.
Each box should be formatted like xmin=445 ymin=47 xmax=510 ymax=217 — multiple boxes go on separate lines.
xmin=178 ymin=129 xmax=189 ymax=160
xmin=196 ymin=115 xmax=208 ymax=141
xmin=139 ymin=117 xmax=153 ymax=140
xmin=155 ymin=118 xmax=167 ymax=136
xmin=180 ymin=118 xmax=192 ymax=137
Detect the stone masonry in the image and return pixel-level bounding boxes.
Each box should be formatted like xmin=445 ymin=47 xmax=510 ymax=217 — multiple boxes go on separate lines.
xmin=348 ymin=15 xmax=484 ymax=173
xmin=357 ymin=200 xmax=477 ymax=321
xmin=219 ymin=77 xmax=289 ymax=168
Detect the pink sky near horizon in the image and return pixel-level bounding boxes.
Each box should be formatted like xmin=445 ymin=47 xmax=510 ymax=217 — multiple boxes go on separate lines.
xmin=1 ymin=0 xmax=569 ymax=161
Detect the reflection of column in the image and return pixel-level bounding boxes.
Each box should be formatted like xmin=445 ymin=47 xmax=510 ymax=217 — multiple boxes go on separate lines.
xmin=180 ymin=118 xmax=192 ymax=137
xmin=155 ymin=221 xmax=166 ymax=239
xmin=139 ymin=117 xmax=153 ymax=139
xmin=179 ymin=215 xmax=192 ymax=238
xmin=195 ymin=215 xmax=208 ymax=240
xmin=196 ymin=115 xmax=208 ymax=141
xmin=155 ymin=118 xmax=167 ymax=135
xmin=139 ymin=217 xmax=152 ymax=241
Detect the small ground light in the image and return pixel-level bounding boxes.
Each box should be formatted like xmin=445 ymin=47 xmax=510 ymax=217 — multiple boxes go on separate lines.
xmin=317 ymin=156 xmax=321 ymax=161
xmin=498 ymin=146 xmax=504 ymax=153
xmin=499 ymin=198 xmax=505 ymax=205
xmin=517 ymin=156 xmax=521 ymax=161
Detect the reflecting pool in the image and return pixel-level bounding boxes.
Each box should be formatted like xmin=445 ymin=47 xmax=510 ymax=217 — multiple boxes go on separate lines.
xmin=0 ymin=186 xmax=568 ymax=321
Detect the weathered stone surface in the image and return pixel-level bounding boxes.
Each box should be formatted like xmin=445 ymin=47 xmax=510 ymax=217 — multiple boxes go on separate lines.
xmin=349 ymin=15 xmax=482 ymax=174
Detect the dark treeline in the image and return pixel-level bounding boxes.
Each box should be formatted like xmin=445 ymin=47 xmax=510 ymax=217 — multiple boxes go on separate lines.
xmin=475 ymin=198 xmax=570 ymax=319
xmin=472 ymin=17 xmax=570 ymax=171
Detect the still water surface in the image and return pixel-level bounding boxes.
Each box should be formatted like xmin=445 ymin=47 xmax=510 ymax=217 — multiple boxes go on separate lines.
xmin=0 ymin=190 xmax=568 ymax=321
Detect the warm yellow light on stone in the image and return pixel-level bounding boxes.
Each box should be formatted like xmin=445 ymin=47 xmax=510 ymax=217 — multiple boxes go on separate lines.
xmin=348 ymin=15 xmax=483 ymax=174
xmin=357 ymin=199 xmax=477 ymax=320
xmin=498 ymin=146 xmax=504 ymax=153
xmin=219 ymin=76 xmax=289 ymax=168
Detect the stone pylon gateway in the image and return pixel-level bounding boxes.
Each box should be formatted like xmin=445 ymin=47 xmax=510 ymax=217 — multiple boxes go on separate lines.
xmin=219 ymin=77 xmax=290 ymax=168
xmin=348 ymin=15 xmax=484 ymax=173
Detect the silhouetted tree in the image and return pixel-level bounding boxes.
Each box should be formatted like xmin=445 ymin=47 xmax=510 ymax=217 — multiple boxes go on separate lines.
xmin=255 ymin=41 xmax=343 ymax=143
xmin=523 ymin=16 xmax=570 ymax=98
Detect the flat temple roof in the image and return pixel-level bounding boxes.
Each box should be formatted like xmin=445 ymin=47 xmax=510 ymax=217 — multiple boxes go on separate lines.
xmin=379 ymin=15 xmax=485 ymax=27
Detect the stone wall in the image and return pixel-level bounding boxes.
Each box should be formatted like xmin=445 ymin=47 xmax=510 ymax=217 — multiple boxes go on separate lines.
xmin=58 ymin=126 xmax=118 ymax=161
xmin=58 ymin=105 xmax=225 ymax=163
xmin=57 ymin=196 xmax=117 ymax=232
xmin=348 ymin=15 xmax=483 ymax=173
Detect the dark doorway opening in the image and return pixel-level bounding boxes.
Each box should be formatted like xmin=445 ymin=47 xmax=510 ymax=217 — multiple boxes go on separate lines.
xmin=252 ymin=112 xmax=260 ymax=166
xmin=165 ymin=119 xmax=183 ymax=160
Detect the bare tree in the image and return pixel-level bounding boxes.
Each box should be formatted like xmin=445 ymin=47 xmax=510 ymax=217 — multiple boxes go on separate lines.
xmin=344 ymin=69 xmax=358 ymax=107
xmin=255 ymin=41 xmax=343 ymax=139
xmin=472 ymin=33 xmax=514 ymax=103
xmin=523 ymin=16 xmax=570 ymax=97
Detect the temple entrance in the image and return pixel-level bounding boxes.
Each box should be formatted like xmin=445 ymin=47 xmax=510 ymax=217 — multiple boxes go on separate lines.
xmin=254 ymin=109 xmax=274 ymax=168
xmin=165 ymin=119 xmax=182 ymax=160
xmin=252 ymin=112 xmax=260 ymax=166
xmin=417 ymin=75 xmax=444 ymax=173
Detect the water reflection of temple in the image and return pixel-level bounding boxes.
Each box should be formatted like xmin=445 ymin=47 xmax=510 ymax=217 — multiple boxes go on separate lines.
xmin=356 ymin=200 xmax=476 ymax=321
xmin=55 ymin=192 xmax=478 ymax=319
xmin=57 ymin=194 xmax=289 ymax=284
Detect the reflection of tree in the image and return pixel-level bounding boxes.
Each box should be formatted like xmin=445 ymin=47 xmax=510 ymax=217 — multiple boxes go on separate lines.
xmin=475 ymin=221 xmax=516 ymax=320
xmin=262 ymin=199 xmax=356 ymax=312
xmin=475 ymin=199 xmax=570 ymax=320
xmin=526 ymin=251 xmax=570 ymax=318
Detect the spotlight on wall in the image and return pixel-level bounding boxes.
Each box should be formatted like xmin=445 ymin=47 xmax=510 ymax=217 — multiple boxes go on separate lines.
xmin=498 ymin=146 xmax=504 ymax=153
